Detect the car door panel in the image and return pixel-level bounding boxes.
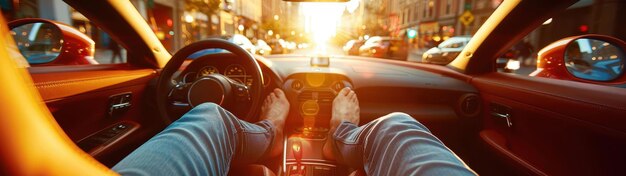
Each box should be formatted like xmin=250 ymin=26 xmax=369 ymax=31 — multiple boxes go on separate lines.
xmin=28 ymin=65 xmax=165 ymax=166
xmin=472 ymin=72 xmax=626 ymax=175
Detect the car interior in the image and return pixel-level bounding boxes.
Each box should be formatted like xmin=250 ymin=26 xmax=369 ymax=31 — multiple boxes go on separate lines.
xmin=1 ymin=0 xmax=626 ymax=175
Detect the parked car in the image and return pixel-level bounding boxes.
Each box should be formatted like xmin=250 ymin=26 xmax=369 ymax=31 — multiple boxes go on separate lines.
xmin=359 ymin=36 xmax=408 ymax=60
xmin=231 ymin=34 xmax=256 ymax=54
xmin=343 ymin=39 xmax=364 ymax=55
xmin=422 ymin=36 xmax=471 ymax=65
xmin=268 ymin=39 xmax=287 ymax=54
xmin=255 ymin=39 xmax=272 ymax=56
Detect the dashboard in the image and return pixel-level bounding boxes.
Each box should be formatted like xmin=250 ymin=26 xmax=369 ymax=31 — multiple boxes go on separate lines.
xmin=179 ymin=54 xmax=480 ymax=126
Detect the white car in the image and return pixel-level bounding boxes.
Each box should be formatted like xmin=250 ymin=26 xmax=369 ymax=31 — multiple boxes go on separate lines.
xmin=231 ymin=34 xmax=256 ymax=54
xmin=255 ymin=39 xmax=272 ymax=56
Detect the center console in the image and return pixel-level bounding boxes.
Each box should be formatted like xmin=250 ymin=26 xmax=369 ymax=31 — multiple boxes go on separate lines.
xmin=280 ymin=72 xmax=353 ymax=176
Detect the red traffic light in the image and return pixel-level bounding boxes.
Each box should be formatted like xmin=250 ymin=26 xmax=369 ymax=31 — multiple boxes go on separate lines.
xmin=579 ymin=25 xmax=588 ymax=33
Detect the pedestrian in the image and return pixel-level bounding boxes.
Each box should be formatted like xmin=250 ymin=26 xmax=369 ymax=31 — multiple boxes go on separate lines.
xmin=109 ymin=38 xmax=122 ymax=64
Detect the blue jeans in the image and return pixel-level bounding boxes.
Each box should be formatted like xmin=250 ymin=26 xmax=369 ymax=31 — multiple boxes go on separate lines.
xmin=113 ymin=103 xmax=476 ymax=175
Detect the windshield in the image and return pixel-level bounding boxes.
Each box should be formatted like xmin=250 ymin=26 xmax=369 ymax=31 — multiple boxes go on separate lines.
xmin=5 ymin=0 xmax=623 ymax=73
xmin=120 ymin=0 xmax=500 ymax=58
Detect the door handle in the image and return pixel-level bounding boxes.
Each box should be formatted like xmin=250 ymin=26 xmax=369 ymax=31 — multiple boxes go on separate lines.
xmin=491 ymin=112 xmax=513 ymax=127
xmin=108 ymin=92 xmax=132 ymax=118
xmin=490 ymin=103 xmax=513 ymax=127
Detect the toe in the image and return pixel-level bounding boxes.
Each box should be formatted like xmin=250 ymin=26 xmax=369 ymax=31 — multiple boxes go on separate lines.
xmin=268 ymin=93 xmax=276 ymax=103
xmin=274 ymin=88 xmax=285 ymax=97
xmin=347 ymin=90 xmax=356 ymax=99
xmin=264 ymin=96 xmax=270 ymax=105
xmin=339 ymin=87 xmax=351 ymax=96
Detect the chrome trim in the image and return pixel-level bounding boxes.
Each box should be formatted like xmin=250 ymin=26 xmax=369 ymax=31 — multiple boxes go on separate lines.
xmin=492 ymin=112 xmax=513 ymax=127
xmin=282 ymin=135 xmax=287 ymax=174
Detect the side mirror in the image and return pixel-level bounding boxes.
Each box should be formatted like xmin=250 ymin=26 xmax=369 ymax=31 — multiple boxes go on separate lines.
xmin=8 ymin=18 xmax=97 ymax=66
xmin=533 ymin=34 xmax=626 ymax=85
xmin=564 ymin=38 xmax=624 ymax=81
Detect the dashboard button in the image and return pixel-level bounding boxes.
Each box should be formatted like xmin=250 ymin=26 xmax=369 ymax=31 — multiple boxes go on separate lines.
xmin=333 ymin=82 xmax=343 ymax=91
xmin=292 ymin=80 xmax=303 ymax=90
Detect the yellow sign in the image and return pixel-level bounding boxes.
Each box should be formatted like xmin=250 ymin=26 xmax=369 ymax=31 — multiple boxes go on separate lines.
xmin=460 ymin=10 xmax=474 ymax=27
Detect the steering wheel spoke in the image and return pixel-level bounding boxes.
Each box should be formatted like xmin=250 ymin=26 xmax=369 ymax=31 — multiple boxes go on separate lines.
xmin=168 ymin=82 xmax=192 ymax=106
xmin=227 ymin=77 xmax=252 ymax=103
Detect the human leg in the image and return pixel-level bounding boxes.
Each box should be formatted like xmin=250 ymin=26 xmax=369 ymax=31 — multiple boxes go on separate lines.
xmin=325 ymin=88 xmax=476 ymax=176
xmin=113 ymin=89 xmax=289 ymax=175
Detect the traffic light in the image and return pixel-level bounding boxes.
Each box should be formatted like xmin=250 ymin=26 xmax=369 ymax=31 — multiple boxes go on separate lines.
xmin=407 ymin=29 xmax=417 ymax=39
xmin=579 ymin=25 xmax=588 ymax=33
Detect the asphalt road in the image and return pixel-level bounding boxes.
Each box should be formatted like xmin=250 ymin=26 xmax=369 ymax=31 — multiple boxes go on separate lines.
xmin=291 ymin=45 xmax=345 ymax=56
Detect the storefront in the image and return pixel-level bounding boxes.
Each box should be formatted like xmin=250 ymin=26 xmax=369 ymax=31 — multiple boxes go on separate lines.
xmin=438 ymin=18 xmax=456 ymax=41
xmin=220 ymin=11 xmax=234 ymax=36
xmin=182 ymin=11 xmax=209 ymax=45
xmin=418 ymin=21 xmax=439 ymax=48
xmin=148 ymin=3 xmax=174 ymax=52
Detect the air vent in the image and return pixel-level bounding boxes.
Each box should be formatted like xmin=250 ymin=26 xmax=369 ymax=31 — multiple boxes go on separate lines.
xmin=457 ymin=94 xmax=481 ymax=117
xmin=297 ymin=91 xmax=335 ymax=116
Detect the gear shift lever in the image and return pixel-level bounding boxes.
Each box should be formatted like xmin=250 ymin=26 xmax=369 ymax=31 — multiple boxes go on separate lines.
xmin=292 ymin=140 xmax=303 ymax=175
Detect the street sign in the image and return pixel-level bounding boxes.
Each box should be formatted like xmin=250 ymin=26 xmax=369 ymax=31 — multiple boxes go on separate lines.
xmin=460 ymin=10 xmax=474 ymax=27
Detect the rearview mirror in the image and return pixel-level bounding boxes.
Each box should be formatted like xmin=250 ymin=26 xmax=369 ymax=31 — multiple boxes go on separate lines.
xmin=564 ymin=38 xmax=625 ymax=81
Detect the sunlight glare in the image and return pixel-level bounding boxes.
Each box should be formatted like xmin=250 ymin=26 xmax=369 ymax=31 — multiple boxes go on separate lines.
xmin=301 ymin=3 xmax=346 ymax=45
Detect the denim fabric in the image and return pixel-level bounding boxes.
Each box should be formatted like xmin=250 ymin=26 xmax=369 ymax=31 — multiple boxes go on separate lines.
xmin=112 ymin=103 xmax=273 ymax=176
xmin=330 ymin=112 xmax=476 ymax=175
xmin=113 ymin=104 xmax=475 ymax=176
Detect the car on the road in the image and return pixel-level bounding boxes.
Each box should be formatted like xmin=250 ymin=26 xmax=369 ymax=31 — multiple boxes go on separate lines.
xmin=268 ymin=39 xmax=287 ymax=54
xmin=359 ymin=36 xmax=407 ymax=60
xmin=255 ymin=39 xmax=272 ymax=56
xmin=231 ymin=34 xmax=256 ymax=54
xmin=1 ymin=0 xmax=626 ymax=176
xmin=422 ymin=36 xmax=471 ymax=65
xmin=343 ymin=39 xmax=364 ymax=55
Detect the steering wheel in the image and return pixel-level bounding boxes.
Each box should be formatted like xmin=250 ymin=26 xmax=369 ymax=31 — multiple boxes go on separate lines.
xmin=156 ymin=39 xmax=264 ymax=123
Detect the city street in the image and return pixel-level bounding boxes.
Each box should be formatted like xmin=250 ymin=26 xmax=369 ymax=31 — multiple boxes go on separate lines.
xmin=290 ymin=45 xmax=537 ymax=76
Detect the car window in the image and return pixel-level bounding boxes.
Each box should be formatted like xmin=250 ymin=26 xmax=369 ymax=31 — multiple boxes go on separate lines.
xmin=497 ymin=1 xmax=626 ymax=88
xmin=3 ymin=0 xmax=127 ymax=67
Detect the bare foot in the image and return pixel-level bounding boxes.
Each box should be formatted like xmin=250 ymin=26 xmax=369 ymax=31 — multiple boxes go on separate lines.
xmin=324 ymin=87 xmax=360 ymax=161
xmin=260 ymin=88 xmax=290 ymax=157
xmin=330 ymin=87 xmax=360 ymax=130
